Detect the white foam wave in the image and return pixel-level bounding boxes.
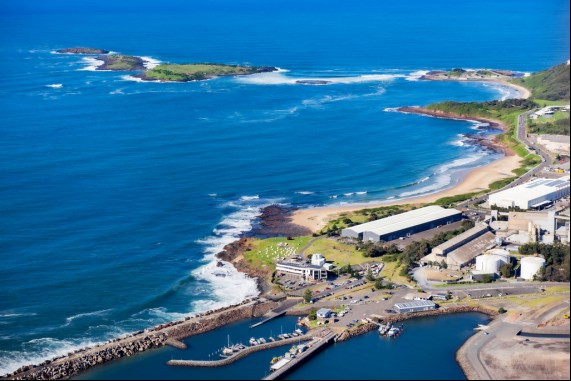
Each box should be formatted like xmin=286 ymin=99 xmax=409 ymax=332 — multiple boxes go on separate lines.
xmin=109 ymin=89 xmax=124 ymax=95
xmin=343 ymin=192 xmax=355 ymax=197
xmin=0 ymin=313 xmax=37 ymax=318
xmin=120 ymin=75 xmax=145 ymax=82
xmin=450 ymin=134 xmax=469 ymax=147
xmin=356 ymin=191 xmax=367 ymax=195
xmin=78 ymin=57 xmax=104 ymax=71
xmin=0 ymin=336 xmax=108 ymax=375
xmin=399 ymin=153 xmax=486 ymax=198
xmin=383 ymin=107 xmax=400 ymax=112
xmin=208 ymin=193 xmax=217 ymax=197
xmin=295 ymin=191 xmax=314 ymax=195
xmin=63 ymin=309 xmax=112 ymax=326
xmin=406 ymin=70 xmax=429 ymax=81
xmin=236 ymin=70 xmax=405 ymax=85
xmin=192 ymin=197 xmax=275 ymax=309
xmin=470 ymin=121 xmax=490 ymax=130
xmin=45 ymin=84 xmax=63 ymax=89
xmin=239 ymin=195 xmax=259 ymax=201
xmin=141 ymin=56 xmax=161 ymax=69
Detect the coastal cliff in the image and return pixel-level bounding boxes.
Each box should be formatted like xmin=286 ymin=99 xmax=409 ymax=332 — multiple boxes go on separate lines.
xmin=55 ymin=47 xmax=109 ymax=54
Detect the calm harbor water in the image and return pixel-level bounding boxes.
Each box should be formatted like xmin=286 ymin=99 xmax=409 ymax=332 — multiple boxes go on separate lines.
xmin=74 ymin=313 xmax=489 ymax=380
xmin=0 ymin=0 xmax=569 ymax=374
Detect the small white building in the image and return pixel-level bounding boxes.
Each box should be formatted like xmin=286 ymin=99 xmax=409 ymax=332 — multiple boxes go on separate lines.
xmin=311 ymin=253 xmax=325 ymax=267
xmin=316 ymin=308 xmax=332 ymax=319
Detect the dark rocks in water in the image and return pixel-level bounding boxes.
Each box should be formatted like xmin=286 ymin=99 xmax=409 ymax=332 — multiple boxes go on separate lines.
xmin=97 ymin=54 xmax=146 ymax=71
xmin=56 ymin=47 xmax=109 ymax=54
xmin=250 ymin=204 xmax=312 ymax=238
xmin=295 ymin=79 xmax=331 ymax=85
xmin=216 ymin=261 xmax=224 ymax=267
xmin=255 ymin=66 xmax=279 ymax=73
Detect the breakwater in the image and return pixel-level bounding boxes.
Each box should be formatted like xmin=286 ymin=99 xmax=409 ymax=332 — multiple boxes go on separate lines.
xmin=167 ymin=331 xmax=321 ymax=368
xmin=4 ymin=298 xmax=280 ymax=380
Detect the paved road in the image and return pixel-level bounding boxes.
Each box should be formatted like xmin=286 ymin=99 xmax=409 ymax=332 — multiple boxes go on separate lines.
xmin=456 ymin=109 xmax=552 ymax=210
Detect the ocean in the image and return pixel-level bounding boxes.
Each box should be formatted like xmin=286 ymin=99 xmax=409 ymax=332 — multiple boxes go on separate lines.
xmin=0 ymin=0 xmax=569 ymax=375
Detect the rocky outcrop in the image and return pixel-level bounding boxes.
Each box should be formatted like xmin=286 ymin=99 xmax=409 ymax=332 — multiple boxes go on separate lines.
xmin=96 ymin=55 xmax=146 ymax=71
xmin=336 ymin=323 xmax=377 ymax=342
xmin=55 ymin=47 xmax=109 ymax=54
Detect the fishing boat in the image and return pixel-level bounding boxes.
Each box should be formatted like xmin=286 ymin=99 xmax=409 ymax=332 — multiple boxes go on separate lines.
xmin=249 ymin=337 xmax=259 ymax=346
xmin=258 ymin=337 xmax=266 ymax=344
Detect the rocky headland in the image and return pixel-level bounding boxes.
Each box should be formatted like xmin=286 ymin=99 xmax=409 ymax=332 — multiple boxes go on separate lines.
xmin=55 ymin=47 xmax=109 ymax=54
xmin=96 ymin=54 xmax=146 ymax=71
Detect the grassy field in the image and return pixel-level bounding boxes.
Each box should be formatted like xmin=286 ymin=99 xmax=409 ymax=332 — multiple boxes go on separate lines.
xmin=545 ymin=285 xmax=571 ymax=293
xmin=506 ymin=294 xmax=568 ymax=308
xmin=143 ymin=63 xmax=273 ymax=81
xmin=244 ymin=236 xmax=313 ymax=271
xmin=304 ymin=237 xmax=378 ymax=266
xmin=380 ymin=261 xmax=415 ymax=286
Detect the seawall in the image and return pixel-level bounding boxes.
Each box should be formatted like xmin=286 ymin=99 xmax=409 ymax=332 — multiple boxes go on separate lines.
xmin=4 ymin=298 xmax=280 ymax=380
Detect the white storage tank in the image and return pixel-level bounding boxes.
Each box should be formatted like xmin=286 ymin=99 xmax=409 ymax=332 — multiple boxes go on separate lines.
xmin=520 ymin=256 xmax=545 ymax=280
xmin=475 ymin=250 xmax=511 ymax=273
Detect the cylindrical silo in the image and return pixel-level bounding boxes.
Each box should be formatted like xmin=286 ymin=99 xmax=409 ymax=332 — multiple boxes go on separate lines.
xmin=476 ymin=255 xmax=502 ymax=273
xmin=520 ymin=256 xmax=546 ymax=280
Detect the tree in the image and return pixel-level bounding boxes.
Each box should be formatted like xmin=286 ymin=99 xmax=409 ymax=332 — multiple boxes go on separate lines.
xmin=498 ymin=307 xmax=507 ymax=314
xmin=374 ymin=278 xmax=384 ymax=290
xmin=499 ymin=263 xmax=513 ymax=278
xmin=308 ymin=309 xmax=317 ymax=321
xmin=480 ymin=274 xmax=494 ymax=283
xmin=365 ymin=268 xmax=375 ymax=282
xmin=440 ymin=260 xmax=448 ymax=269
xmin=303 ymin=289 xmax=313 ymax=304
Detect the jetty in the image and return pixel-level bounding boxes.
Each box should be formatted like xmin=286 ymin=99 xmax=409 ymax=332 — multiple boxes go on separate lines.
xmin=263 ymin=329 xmax=337 ymax=380
xmin=167 ymin=330 xmax=325 ymax=368
xmin=250 ymin=299 xmax=299 ymax=328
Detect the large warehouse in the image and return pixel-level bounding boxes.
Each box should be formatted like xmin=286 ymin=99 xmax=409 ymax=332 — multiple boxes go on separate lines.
xmin=488 ymin=176 xmax=570 ymax=210
xmin=341 ymin=205 xmax=462 ymax=242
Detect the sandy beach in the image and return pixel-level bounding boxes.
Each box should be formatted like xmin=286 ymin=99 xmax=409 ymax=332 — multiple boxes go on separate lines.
xmin=291 ymin=154 xmax=521 ymax=233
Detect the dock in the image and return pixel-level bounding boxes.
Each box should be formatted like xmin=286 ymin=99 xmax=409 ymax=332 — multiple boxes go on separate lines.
xmin=262 ymin=329 xmax=337 ymax=380
xmin=167 ymin=331 xmax=322 ymax=368
xmin=250 ymin=299 xmax=300 ymax=328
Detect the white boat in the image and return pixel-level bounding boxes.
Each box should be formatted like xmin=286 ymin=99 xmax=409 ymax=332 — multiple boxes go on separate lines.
xmin=258 ymin=338 xmax=266 ymax=344
xmin=249 ymin=337 xmax=258 ymax=346
xmin=221 ymin=347 xmax=234 ymax=357
xmin=295 ymin=328 xmax=304 ymax=335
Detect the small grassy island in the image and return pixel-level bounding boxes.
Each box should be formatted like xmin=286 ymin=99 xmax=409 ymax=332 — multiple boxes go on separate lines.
xmin=97 ymin=54 xmax=146 ymax=71
xmin=138 ymin=63 xmax=277 ymax=82
xmin=421 ymin=68 xmax=518 ymax=81
xmin=56 ymin=47 xmax=109 ymax=54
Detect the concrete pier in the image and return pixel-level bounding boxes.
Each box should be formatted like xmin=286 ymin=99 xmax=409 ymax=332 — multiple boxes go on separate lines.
xmin=167 ymin=331 xmax=323 ymax=368
xmin=263 ymin=329 xmax=337 ymax=380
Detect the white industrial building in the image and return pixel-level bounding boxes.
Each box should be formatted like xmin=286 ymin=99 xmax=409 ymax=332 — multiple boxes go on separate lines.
xmin=276 ymin=262 xmax=327 ymax=281
xmin=341 ymin=206 xmax=462 ymax=242
xmin=488 ymin=176 xmax=570 ymax=210
xmin=520 ymin=256 xmax=546 ymax=280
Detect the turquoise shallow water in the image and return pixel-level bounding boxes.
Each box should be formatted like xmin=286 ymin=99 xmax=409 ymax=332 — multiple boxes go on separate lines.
xmin=0 ymin=0 xmax=569 ymax=374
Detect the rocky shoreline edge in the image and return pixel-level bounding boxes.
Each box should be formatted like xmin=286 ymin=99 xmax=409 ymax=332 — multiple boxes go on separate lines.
xmin=396 ymin=106 xmax=513 ymax=155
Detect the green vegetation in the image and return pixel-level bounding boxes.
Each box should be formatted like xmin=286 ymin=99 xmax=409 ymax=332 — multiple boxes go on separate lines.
xmin=303 ymin=289 xmax=313 ymax=303
xmin=511 ymin=62 xmax=570 ymax=101
xmin=432 ymin=192 xmax=483 ymax=207
xmin=99 ymin=55 xmax=145 ymax=71
xmin=304 ymin=237 xmax=374 ymax=266
xmin=498 ymin=307 xmax=507 ymax=314
xmin=141 ymin=63 xmax=276 ymax=82
xmin=308 ymin=309 xmax=317 ymax=321
xmin=519 ymin=243 xmax=570 ymax=282
xmin=528 ymin=112 xmax=570 ymax=135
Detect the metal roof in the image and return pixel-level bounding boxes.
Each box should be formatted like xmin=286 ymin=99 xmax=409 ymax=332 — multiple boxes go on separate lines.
xmin=394 ymin=300 xmax=436 ymax=309
xmin=343 ymin=206 xmax=461 ymax=237
xmin=489 ymin=176 xmax=570 ymax=205
xmin=433 ymin=223 xmax=489 ymax=253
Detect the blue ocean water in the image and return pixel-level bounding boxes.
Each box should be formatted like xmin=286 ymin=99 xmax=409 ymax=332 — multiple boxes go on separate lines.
xmin=0 ymin=0 xmax=569 ymax=374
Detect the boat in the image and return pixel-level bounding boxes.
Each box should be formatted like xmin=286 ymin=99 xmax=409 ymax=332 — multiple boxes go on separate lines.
xmin=220 ymin=347 xmax=234 ymax=357
xmin=387 ymin=327 xmax=399 ymax=337
xmin=295 ymin=328 xmax=304 ymax=335
xmin=378 ymin=323 xmax=391 ymax=336
xmin=268 ymin=336 xmax=276 ymax=342
xmin=249 ymin=337 xmax=259 ymax=346
xmin=258 ymin=338 xmax=266 ymax=344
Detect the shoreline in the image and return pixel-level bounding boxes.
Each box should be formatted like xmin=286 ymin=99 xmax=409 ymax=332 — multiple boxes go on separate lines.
xmin=291 ymin=153 xmax=521 ymax=233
